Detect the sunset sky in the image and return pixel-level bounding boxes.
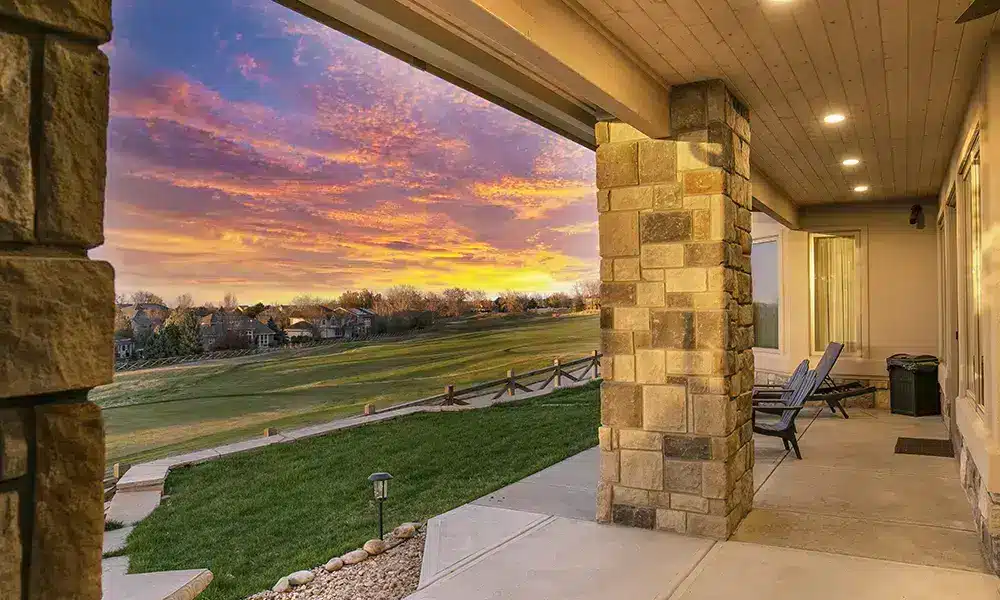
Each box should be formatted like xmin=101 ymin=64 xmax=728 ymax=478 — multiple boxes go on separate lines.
xmin=92 ymin=0 xmax=598 ymax=305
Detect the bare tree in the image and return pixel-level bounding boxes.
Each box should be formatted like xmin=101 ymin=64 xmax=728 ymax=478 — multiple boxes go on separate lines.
xmin=291 ymin=294 xmax=333 ymax=307
xmin=222 ymin=292 xmax=239 ymax=310
xmin=442 ymin=287 xmax=470 ymax=317
xmin=376 ymin=285 xmax=425 ymax=315
xmin=175 ymin=293 xmax=193 ymax=310
xmin=130 ymin=290 xmax=165 ymax=305
xmin=499 ymin=290 xmax=527 ymax=314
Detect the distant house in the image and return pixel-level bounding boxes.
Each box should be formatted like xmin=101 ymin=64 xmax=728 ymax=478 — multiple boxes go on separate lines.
xmin=114 ymin=338 xmax=135 ymax=360
xmin=288 ymin=305 xmax=340 ymax=339
xmin=199 ymin=310 xmax=276 ymax=350
xmin=286 ymin=321 xmax=317 ymax=341
xmin=334 ymin=307 xmax=377 ymax=338
xmin=119 ymin=303 xmax=167 ymax=337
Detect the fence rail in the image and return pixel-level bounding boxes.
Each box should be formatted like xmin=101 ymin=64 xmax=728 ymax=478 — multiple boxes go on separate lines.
xmin=113 ymin=332 xmax=411 ymax=373
xmin=389 ymin=351 xmax=602 ymax=411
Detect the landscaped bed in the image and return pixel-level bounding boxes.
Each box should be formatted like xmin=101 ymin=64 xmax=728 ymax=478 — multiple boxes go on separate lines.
xmin=124 ymin=382 xmax=600 ymax=600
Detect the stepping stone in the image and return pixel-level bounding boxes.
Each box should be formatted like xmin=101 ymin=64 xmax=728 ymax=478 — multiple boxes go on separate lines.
xmin=103 ymin=526 xmax=134 ymax=555
xmin=106 ymin=491 xmax=161 ymax=526
xmin=103 ymin=568 xmax=213 ymax=600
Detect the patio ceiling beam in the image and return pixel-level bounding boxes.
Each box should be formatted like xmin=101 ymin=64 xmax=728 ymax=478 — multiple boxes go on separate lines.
xmin=751 ymin=169 xmax=800 ymax=230
xmin=279 ymin=0 xmax=671 ymax=146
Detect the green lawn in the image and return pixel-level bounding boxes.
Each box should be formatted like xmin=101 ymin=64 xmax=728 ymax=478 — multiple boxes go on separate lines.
xmin=92 ymin=314 xmax=599 ymax=465
xmin=125 ymin=383 xmax=600 ymax=600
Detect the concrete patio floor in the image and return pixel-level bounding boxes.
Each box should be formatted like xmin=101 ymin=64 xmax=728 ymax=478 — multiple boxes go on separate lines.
xmin=407 ymin=407 xmax=998 ymax=599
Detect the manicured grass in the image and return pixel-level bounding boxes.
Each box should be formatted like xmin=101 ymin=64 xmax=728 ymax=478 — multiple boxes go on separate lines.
xmin=125 ymin=383 xmax=600 ymax=600
xmin=92 ymin=314 xmax=598 ymax=465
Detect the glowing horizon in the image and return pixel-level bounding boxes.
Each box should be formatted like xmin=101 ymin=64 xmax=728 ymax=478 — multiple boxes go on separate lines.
xmin=93 ymin=0 xmax=598 ymax=306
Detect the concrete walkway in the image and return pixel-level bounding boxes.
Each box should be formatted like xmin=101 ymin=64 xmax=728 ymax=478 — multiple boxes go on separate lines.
xmin=409 ymin=408 xmax=998 ymax=600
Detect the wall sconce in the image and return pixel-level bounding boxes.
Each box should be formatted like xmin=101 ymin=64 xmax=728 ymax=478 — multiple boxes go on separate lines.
xmin=909 ymin=205 xmax=924 ymax=229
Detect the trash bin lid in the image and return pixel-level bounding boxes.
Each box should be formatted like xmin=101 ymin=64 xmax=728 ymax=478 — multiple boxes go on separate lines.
xmin=886 ymin=353 xmax=939 ymax=372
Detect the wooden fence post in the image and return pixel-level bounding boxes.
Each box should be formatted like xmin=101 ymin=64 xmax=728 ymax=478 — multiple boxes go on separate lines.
xmin=591 ymin=350 xmax=599 ymax=378
xmin=445 ymin=384 xmax=455 ymax=405
xmin=553 ymin=358 xmax=562 ymax=388
xmin=507 ymin=369 xmax=515 ymax=396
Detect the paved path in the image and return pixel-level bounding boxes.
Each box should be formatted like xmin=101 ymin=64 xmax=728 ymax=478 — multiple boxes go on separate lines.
xmin=409 ymin=407 xmax=997 ymax=600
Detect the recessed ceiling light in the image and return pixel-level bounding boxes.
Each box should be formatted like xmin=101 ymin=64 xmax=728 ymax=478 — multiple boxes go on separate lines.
xmin=824 ymin=113 xmax=846 ymax=124
xmin=853 ymin=185 xmax=870 ymax=193
xmin=842 ymin=158 xmax=860 ymax=166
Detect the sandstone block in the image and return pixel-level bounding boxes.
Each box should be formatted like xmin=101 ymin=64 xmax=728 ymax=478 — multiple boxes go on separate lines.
xmin=663 ymin=268 xmax=707 ymax=293
xmin=601 ymin=330 xmax=633 ymax=355
xmin=650 ymin=310 xmax=695 ymax=350
xmin=640 ymin=244 xmax=684 ymax=269
xmin=613 ymin=257 xmax=640 ymax=281
xmin=600 ymin=450 xmax=620 ymax=483
xmin=607 ymin=121 xmax=646 ymax=142
xmin=1 ymin=257 xmax=114 ymax=398
xmin=598 ymin=426 xmax=615 ymax=451
xmin=29 ymin=401 xmax=104 ymax=600
xmin=613 ymin=485 xmax=650 ymax=506
xmin=600 ymin=259 xmax=614 ymax=281
xmin=640 ymin=211 xmax=693 ymax=244
xmin=37 ymin=38 xmax=109 ymax=248
xmin=684 ymin=242 xmax=726 ymax=267
xmin=596 ymin=142 xmax=638 ymax=188
xmin=613 ymin=354 xmax=635 ymax=382
xmin=666 ymin=350 xmax=729 ymax=376
xmin=656 ymin=508 xmax=686 ymax=533
xmin=684 ymin=170 xmax=724 ymax=196
xmin=620 ymin=449 xmax=664 ymax=490
xmin=638 ymin=139 xmax=677 ymax=184
xmin=619 ymin=429 xmax=663 ymax=451
xmin=677 ymin=142 xmax=712 ymax=172
xmin=0 ymin=409 xmax=28 ymax=480
xmin=601 ymin=382 xmax=642 ymax=428
xmin=0 ymin=0 xmax=112 ymax=42
xmin=610 ymin=187 xmax=653 ymax=211
xmin=687 ymin=513 xmax=728 ymax=539
xmin=597 ymin=190 xmax=610 ymax=212
xmin=614 ymin=307 xmax=649 ymax=331
xmin=288 ymin=570 xmax=315 ymax=585
xmin=1 ymin=491 xmax=19 ymax=598
xmin=636 ymin=282 xmax=665 ymax=307
xmin=642 ymin=385 xmax=686 ymax=433
xmin=664 ymin=460 xmax=702 ymax=494
xmin=635 ymin=349 xmax=665 ymax=384
xmin=695 ymin=312 xmax=728 ymax=349
xmin=663 ymin=435 xmax=712 ymax=460
xmin=601 ymin=282 xmax=636 ymax=307
xmin=363 ymin=539 xmax=386 ymax=555
xmin=612 ymin=504 xmax=655 ymax=529
xmin=670 ymin=83 xmax=707 ymax=131
xmin=0 ymin=32 xmax=32 ymax=242
xmin=597 ymin=481 xmax=613 ymax=522
xmin=653 ymin=183 xmax=683 ymax=209
xmin=599 ymin=211 xmax=639 ymax=257
xmin=642 ymin=269 xmax=665 ymax=281
xmin=671 ymin=493 xmax=709 ymax=513
xmin=342 ymin=549 xmax=369 ymax=565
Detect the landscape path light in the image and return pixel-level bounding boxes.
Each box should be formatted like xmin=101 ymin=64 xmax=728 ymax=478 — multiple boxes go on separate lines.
xmin=368 ymin=472 xmax=393 ymax=539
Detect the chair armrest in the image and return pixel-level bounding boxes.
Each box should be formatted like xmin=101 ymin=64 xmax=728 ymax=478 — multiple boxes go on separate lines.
xmin=752 ymin=405 xmax=805 ymax=415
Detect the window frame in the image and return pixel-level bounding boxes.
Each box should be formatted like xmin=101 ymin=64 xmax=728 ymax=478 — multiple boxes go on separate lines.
xmin=958 ymin=136 xmax=985 ymax=409
xmin=808 ymin=228 xmax=868 ymax=358
xmin=751 ymin=234 xmax=782 ymax=353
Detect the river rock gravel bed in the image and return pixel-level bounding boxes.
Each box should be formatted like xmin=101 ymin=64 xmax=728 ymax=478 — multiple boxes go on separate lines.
xmin=247 ymin=532 xmax=425 ymax=600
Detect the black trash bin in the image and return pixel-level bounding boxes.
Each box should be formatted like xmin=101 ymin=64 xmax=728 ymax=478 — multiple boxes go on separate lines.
xmin=886 ymin=354 xmax=940 ymax=416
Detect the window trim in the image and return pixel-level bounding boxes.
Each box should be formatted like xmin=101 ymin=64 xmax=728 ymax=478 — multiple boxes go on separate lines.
xmin=808 ymin=228 xmax=869 ymax=358
xmin=751 ymin=234 xmax=782 ymax=353
xmin=958 ymin=138 xmax=984 ymax=409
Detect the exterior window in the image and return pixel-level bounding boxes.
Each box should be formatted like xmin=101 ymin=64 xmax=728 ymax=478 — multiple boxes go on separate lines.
xmin=961 ymin=147 xmax=984 ymax=406
xmin=810 ymin=232 xmax=861 ymax=354
xmin=751 ymin=239 xmax=779 ymax=349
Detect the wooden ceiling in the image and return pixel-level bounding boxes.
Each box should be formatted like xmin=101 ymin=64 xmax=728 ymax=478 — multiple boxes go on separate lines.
xmin=572 ymin=0 xmax=998 ymax=205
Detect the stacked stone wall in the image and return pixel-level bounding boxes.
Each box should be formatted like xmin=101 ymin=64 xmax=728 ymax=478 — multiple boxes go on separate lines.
xmin=0 ymin=2 xmax=113 ymax=598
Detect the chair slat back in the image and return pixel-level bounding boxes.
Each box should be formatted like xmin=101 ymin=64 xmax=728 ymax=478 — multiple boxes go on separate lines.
xmin=778 ymin=371 xmax=818 ymax=429
xmin=777 ymin=360 xmax=811 ymax=405
xmin=813 ymin=343 xmax=844 ymax=392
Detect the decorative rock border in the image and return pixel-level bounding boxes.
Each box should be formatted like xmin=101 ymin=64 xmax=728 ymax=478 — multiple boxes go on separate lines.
xmin=271 ymin=523 xmax=422 ymax=593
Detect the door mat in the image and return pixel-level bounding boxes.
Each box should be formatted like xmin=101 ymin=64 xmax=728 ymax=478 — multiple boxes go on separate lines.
xmin=894 ymin=437 xmax=954 ymax=458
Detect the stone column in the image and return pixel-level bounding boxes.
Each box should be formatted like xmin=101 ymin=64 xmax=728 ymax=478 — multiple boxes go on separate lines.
xmin=596 ymin=80 xmax=754 ymax=539
xmin=0 ymin=2 xmax=114 ymax=599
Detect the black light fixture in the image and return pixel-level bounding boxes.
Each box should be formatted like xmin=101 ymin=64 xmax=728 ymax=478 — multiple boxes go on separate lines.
xmin=368 ymin=472 xmax=392 ymax=539
xmin=909 ymin=204 xmax=925 ymax=229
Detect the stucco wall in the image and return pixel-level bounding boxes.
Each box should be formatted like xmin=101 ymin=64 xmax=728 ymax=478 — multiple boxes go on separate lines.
xmin=751 ymin=203 xmax=939 ymax=381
